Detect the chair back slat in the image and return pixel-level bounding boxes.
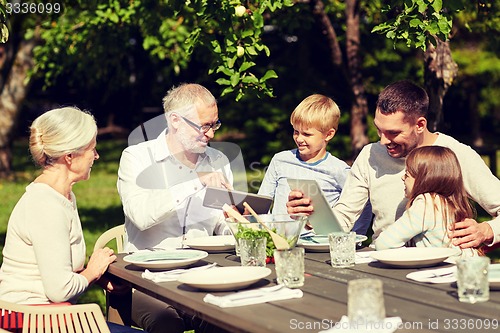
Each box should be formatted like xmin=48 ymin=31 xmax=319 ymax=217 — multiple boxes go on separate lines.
xmin=0 ymin=300 xmax=110 ymax=333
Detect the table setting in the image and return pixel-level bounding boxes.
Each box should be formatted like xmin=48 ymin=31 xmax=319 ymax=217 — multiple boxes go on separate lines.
xmin=109 ymin=227 xmax=500 ymax=333
xmin=110 ymin=204 xmax=500 ymax=332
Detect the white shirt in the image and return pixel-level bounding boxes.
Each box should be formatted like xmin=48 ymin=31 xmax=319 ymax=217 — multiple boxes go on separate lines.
xmin=334 ymin=133 xmax=500 ymax=243
xmin=117 ymin=130 xmax=233 ymax=252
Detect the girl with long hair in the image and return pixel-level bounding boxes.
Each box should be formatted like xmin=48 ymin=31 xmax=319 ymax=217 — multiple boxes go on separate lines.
xmin=375 ymin=146 xmax=480 ymax=257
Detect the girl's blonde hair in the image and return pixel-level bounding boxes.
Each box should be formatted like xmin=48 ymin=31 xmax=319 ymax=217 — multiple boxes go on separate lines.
xmin=405 ymin=146 xmax=475 ymax=233
xmin=290 ymin=94 xmax=340 ymax=133
xmin=29 ymin=107 xmax=97 ymax=167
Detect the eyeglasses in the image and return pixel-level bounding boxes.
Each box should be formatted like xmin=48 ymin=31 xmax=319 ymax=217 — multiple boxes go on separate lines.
xmin=181 ymin=116 xmax=221 ymax=133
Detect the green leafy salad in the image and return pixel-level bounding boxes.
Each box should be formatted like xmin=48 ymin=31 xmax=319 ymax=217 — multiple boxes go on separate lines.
xmin=235 ymin=224 xmax=276 ymax=257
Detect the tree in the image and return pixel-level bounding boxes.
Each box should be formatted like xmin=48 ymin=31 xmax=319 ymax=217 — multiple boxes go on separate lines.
xmin=372 ymin=0 xmax=499 ymax=134
xmin=0 ymin=1 xmax=44 ymax=178
xmin=0 ymin=0 xmax=295 ymax=177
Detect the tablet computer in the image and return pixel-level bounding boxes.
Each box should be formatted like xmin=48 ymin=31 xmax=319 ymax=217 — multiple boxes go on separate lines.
xmin=203 ymin=187 xmax=273 ymax=214
xmin=287 ymin=178 xmax=345 ymax=235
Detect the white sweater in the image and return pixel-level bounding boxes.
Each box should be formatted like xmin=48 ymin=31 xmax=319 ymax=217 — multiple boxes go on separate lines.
xmin=334 ymin=133 xmax=500 ymax=243
xmin=0 ymin=183 xmax=89 ymax=304
xmin=375 ymin=193 xmax=478 ymax=257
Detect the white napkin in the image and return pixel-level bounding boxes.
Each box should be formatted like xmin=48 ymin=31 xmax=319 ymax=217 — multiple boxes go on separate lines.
xmin=203 ymin=285 xmax=303 ymax=308
xmin=142 ymin=263 xmax=217 ymax=282
xmin=355 ymin=252 xmax=375 ymax=264
xmin=406 ymin=266 xmax=456 ymax=283
xmin=320 ymin=316 xmax=402 ymax=332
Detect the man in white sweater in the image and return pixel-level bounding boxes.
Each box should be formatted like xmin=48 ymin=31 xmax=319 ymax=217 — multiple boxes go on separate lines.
xmin=287 ymin=80 xmax=500 ymax=249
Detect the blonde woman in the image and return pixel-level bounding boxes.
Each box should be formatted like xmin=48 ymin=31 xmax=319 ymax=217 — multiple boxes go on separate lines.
xmin=375 ymin=146 xmax=480 ymax=257
xmin=0 ymin=107 xmax=139 ymax=332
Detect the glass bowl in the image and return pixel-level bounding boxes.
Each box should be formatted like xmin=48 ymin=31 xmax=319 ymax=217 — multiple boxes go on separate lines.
xmin=224 ymin=214 xmax=308 ymax=256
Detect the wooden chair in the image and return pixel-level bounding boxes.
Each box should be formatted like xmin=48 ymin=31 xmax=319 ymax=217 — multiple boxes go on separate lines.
xmin=94 ymin=225 xmax=126 ymax=253
xmin=0 ymin=300 xmax=110 ymax=333
xmin=93 ymin=225 xmax=132 ymax=325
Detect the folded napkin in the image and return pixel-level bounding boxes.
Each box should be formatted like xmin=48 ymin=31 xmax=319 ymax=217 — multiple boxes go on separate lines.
xmin=320 ymin=316 xmax=402 ymax=332
xmin=355 ymin=252 xmax=375 ymax=264
xmin=142 ymin=263 xmax=217 ymax=282
xmin=406 ymin=266 xmax=456 ymax=283
xmin=203 ymin=285 xmax=303 ymax=308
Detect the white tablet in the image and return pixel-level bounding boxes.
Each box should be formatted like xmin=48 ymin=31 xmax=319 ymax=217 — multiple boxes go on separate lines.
xmin=203 ymin=187 xmax=273 ymax=214
xmin=287 ymin=178 xmax=345 ymax=235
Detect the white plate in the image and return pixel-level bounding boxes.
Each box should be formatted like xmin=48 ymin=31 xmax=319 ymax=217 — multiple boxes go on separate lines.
xmin=298 ymin=235 xmax=368 ymax=252
xmin=178 ymin=266 xmax=272 ymax=291
xmin=489 ymin=263 xmax=500 ymax=290
xmin=183 ymin=235 xmax=236 ymax=252
xmin=370 ymin=247 xmax=461 ymax=268
xmin=123 ymin=249 xmax=208 ymax=270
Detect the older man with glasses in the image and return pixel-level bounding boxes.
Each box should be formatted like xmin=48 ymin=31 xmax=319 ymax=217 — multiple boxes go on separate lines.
xmin=116 ymin=83 xmax=233 ymax=333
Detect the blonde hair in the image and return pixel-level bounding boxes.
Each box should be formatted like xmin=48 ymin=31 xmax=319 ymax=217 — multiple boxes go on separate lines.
xmin=29 ymin=107 xmax=97 ymax=167
xmin=162 ymin=83 xmax=217 ymax=117
xmin=290 ymin=94 xmax=340 ymax=132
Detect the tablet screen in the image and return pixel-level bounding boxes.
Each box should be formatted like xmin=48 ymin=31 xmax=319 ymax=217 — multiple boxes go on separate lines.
xmin=203 ymin=187 xmax=273 ymax=214
xmin=287 ymin=178 xmax=345 ymax=235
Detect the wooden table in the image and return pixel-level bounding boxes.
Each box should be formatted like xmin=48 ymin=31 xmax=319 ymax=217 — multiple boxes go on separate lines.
xmin=106 ymin=250 xmax=500 ymax=333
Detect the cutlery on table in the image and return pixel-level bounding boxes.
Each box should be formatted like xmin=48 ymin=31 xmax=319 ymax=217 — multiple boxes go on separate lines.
xmin=220 ymin=284 xmax=284 ymax=301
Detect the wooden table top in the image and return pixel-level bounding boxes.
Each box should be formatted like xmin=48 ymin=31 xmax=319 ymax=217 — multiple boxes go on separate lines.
xmin=107 ymin=250 xmax=500 ymax=333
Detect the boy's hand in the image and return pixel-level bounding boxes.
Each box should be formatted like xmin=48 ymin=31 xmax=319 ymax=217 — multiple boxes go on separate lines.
xmin=286 ymin=190 xmax=314 ymax=215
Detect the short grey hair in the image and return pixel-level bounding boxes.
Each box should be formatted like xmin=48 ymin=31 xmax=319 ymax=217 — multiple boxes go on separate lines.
xmin=162 ymin=83 xmax=217 ymax=117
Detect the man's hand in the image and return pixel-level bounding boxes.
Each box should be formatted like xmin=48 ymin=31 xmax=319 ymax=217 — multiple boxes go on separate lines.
xmin=198 ymin=171 xmax=232 ymax=190
xmin=450 ymin=218 xmax=494 ymax=249
xmin=96 ymin=274 xmax=131 ymax=295
xmin=286 ymin=190 xmax=314 ymax=215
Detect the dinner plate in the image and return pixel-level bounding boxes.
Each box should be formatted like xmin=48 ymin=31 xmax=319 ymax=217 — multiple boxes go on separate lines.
xmin=123 ymin=249 xmax=208 ymax=270
xmin=370 ymin=247 xmax=461 ymax=268
xmin=178 ymin=266 xmax=272 ymax=291
xmin=489 ymin=264 xmax=500 ymax=290
xmin=298 ymin=234 xmax=368 ymax=252
xmin=183 ymin=235 xmax=236 ymax=252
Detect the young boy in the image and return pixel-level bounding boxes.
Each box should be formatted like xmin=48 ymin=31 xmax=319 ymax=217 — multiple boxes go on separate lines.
xmin=257 ymin=94 xmax=372 ymax=234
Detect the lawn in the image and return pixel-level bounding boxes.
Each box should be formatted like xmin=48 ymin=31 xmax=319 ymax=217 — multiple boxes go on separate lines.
xmin=0 ymin=138 xmax=498 ymax=311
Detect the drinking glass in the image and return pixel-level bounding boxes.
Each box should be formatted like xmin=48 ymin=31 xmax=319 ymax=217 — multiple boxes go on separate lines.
xmin=329 ymin=232 xmax=356 ymax=268
xmin=273 ymin=247 xmax=305 ymax=288
xmin=456 ymin=256 xmax=490 ymax=303
xmin=348 ymin=278 xmax=385 ymax=324
xmin=239 ymin=237 xmax=267 ymax=267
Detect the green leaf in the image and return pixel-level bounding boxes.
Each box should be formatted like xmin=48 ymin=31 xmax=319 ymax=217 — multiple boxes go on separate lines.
xmin=431 ymin=0 xmax=442 ymax=13
xmin=230 ymin=73 xmax=240 ymax=87
xmin=242 ymin=75 xmax=258 ymax=84
xmin=221 ymin=86 xmax=234 ymax=97
xmin=216 ymin=78 xmax=231 ymax=85
xmin=246 ymin=46 xmax=258 ymax=55
xmin=409 ymin=18 xmax=423 ymax=28
xmin=239 ymin=61 xmax=255 ymax=72
xmin=260 ymin=69 xmax=278 ymax=82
